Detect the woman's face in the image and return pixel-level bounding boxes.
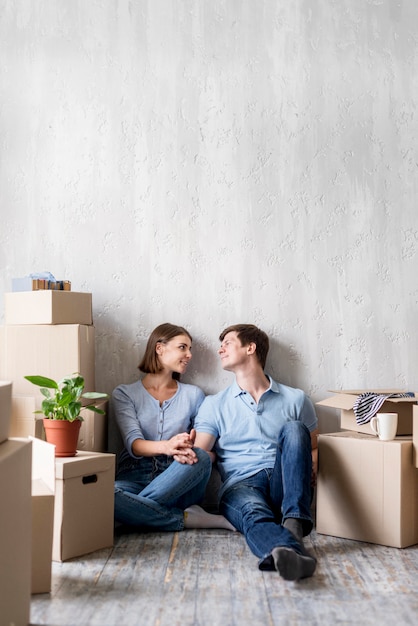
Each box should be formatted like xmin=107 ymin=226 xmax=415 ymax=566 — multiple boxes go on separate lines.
xmin=156 ymin=334 xmax=192 ymax=375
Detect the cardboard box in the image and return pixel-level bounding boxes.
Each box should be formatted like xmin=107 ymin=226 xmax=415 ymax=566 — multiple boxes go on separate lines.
xmin=316 ymin=431 xmax=418 ymax=548
xmin=316 ymin=389 xmax=417 ymax=436
xmin=53 ymin=451 xmax=115 ymax=561
xmin=0 ymin=324 xmax=95 ymax=403
xmin=0 ymin=379 xmax=12 ymax=443
xmin=0 ymin=439 xmax=32 ymax=626
xmin=30 ymin=437 xmax=55 ymax=594
xmin=5 ymin=291 xmax=92 ymax=325
xmin=9 ymin=394 xmax=39 ymax=438
xmin=413 ymin=404 xmax=418 ymax=468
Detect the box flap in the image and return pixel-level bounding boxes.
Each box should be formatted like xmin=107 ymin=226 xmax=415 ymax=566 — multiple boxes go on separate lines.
xmin=55 ymin=451 xmax=115 ymax=480
xmin=317 ymin=391 xmax=417 ymax=410
xmin=29 ymin=437 xmax=55 ymax=493
xmin=32 ymin=477 xmax=54 ymax=497
xmin=316 ymin=393 xmax=359 ymax=410
xmin=330 ymin=389 xmax=408 ymax=395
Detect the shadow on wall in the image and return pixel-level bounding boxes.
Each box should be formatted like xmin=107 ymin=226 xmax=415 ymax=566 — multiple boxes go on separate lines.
xmin=267 ymin=337 xmax=339 ymax=434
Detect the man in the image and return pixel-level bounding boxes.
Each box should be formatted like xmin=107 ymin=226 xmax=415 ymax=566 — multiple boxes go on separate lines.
xmin=194 ymin=324 xmax=318 ymax=581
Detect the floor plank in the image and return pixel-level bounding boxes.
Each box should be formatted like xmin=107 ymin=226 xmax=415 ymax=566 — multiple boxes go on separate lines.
xmin=30 ymin=529 xmax=418 ymax=626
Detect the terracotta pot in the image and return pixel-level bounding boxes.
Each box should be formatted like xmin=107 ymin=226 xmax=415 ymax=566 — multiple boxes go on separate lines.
xmin=43 ymin=418 xmax=82 ymax=457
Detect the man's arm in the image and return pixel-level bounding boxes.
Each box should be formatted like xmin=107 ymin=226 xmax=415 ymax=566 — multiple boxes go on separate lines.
xmin=194 ymin=431 xmax=217 ymax=463
xmin=310 ymin=428 xmax=319 ymax=487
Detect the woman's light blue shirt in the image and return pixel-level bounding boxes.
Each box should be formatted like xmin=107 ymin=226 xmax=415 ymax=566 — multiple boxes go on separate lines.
xmin=194 ymin=376 xmax=318 ymax=498
xmin=112 ymin=380 xmax=205 ymax=466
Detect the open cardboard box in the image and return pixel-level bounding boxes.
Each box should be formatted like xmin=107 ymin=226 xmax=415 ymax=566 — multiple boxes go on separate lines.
xmin=316 ymin=431 xmax=418 ymax=548
xmin=316 ymin=389 xmax=417 ymax=436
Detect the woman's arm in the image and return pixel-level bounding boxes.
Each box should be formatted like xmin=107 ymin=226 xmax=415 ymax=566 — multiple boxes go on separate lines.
xmin=132 ymin=431 xmax=197 ymax=461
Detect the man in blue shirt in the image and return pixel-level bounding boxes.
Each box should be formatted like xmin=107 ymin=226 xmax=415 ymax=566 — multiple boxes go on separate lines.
xmin=194 ymin=324 xmax=318 ymax=581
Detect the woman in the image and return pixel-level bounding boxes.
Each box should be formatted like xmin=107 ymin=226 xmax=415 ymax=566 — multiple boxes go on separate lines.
xmin=113 ymin=322 xmax=235 ymax=531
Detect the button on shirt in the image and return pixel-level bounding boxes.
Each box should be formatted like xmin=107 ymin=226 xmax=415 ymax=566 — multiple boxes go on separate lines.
xmin=194 ymin=376 xmax=318 ymax=498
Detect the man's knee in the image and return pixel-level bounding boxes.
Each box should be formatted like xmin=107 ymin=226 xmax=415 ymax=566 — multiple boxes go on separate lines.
xmin=278 ymin=421 xmax=310 ymax=447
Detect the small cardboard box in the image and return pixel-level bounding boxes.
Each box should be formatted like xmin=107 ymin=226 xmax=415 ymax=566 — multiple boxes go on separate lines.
xmin=0 ymin=380 xmax=12 ymax=443
xmin=316 ymin=431 xmax=418 ymax=548
xmin=30 ymin=437 xmax=55 ymax=594
xmin=0 ymin=439 xmax=32 ymax=626
xmin=316 ymin=389 xmax=417 ymax=436
xmin=5 ymin=291 xmax=92 ymax=325
xmin=0 ymin=324 xmax=95 ymax=402
xmin=53 ymin=451 xmax=115 ymax=562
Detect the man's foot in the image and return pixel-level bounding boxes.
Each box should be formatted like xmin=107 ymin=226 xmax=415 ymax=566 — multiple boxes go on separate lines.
xmin=271 ymin=546 xmax=316 ymax=581
xmin=283 ymin=518 xmax=304 ymax=543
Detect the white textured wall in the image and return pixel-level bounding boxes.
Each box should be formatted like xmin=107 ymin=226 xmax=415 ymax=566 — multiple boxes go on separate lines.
xmin=1 ymin=0 xmax=418 ymax=435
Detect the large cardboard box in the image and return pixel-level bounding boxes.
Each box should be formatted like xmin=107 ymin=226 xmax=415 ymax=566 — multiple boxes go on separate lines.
xmin=0 ymin=439 xmax=32 ymax=626
xmin=0 ymin=379 xmax=12 ymax=443
xmin=31 ymin=437 xmax=55 ymax=594
xmin=5 ymin=290 xmax=92 ymax=325
xmin=316 ymin=389 xmax=417 ymax=436
xmin=9 ymin=394 xmax=39 ymax=438
xmin=0 ymin=324 xmax=95 ymax=403
xmin=413 ymin=404 xmax=418 ymax=468
xmin=316 ymin=431 xmax=418 ymax=548
xmin=53 ymin=451 xmax=115 ymax=561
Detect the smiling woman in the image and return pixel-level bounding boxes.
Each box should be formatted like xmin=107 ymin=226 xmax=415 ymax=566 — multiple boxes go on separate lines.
xmin=112 ymin=322 xmax=236 ymax=533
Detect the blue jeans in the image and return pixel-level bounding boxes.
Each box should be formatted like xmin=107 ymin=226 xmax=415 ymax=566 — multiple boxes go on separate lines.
xmin=220 ymin=421 xmax=313 ymax=563
xmin=114 ymin=447 xmax=211 ymax=531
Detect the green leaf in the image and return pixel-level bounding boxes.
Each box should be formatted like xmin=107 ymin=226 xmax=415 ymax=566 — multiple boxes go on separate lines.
xmin=25 ymin=375 xmax=59 ymax=390
xmin=82 ymin=392 xmax=109 ymax=400
xmin=84 ymin=405 xmax=106 ymax=415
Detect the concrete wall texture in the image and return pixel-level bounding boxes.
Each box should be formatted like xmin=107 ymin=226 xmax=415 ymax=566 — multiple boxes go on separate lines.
xmin=1 ymin=0 xmax=417 ymax=433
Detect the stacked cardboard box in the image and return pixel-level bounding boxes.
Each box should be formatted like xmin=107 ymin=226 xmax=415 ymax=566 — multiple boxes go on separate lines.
xmin=0 ymin=290 xmax=116 ymax=582
xmin=316 ymin=389 xmax=418 ymax=548
xmin=0 ymin=290 xmax=108 ymax=451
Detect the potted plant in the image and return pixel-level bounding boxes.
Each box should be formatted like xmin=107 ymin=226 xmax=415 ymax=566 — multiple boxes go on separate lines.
xmin=24 ymin=373 xmax=108 ymax=457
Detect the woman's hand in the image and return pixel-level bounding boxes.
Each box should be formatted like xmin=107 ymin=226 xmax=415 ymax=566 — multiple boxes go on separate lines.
xmin=166 ymin=429 xmax=198 ymax=464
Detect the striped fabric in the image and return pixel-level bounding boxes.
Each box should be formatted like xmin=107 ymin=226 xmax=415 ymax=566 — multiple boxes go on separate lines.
xmin=353 ymin=392 xmax=415 ymax=425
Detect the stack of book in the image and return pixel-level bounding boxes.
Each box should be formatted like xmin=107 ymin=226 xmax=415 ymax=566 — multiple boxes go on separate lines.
xmin=12 ymin=275 xmax=71 ymax=291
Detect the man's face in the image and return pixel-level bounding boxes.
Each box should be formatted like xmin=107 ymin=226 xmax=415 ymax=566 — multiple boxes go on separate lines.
xmin=218 ymin=331 xmax=249 ymax=371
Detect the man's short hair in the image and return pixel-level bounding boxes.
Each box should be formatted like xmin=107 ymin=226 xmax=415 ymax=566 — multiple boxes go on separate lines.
xmin=219 ymin=324 xmax=269 ymax=369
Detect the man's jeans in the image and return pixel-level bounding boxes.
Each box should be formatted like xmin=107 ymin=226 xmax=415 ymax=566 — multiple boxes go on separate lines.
xmin=114 ymin=447 xmax=211 ymax=531
xmin=220 ymin=421 xmax=313 ymax=560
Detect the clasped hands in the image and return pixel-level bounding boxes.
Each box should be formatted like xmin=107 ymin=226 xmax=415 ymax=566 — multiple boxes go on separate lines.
xmin=169 ymin=428 xmax=198 ymax=465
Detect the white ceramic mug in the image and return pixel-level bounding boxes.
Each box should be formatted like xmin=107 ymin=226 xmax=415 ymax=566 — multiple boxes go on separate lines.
xmin=370 ymin=412 xmax=398 ymax=441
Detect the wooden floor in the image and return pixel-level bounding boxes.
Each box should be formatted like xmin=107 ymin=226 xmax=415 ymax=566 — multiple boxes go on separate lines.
xmin=30 ymin=527 xmax=418 ymax=626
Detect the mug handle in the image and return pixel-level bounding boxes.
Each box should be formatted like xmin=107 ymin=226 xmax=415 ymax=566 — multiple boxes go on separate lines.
xmin=370 ymin=416 xmax=379 ymax=436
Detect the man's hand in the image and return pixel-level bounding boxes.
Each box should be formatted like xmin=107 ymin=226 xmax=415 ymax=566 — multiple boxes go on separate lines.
xmin=170 ymin=429 xmax=198 ymax=464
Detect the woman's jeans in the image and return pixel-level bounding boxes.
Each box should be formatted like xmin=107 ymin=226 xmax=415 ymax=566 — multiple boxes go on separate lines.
xmin=220 ymin=421 xmax=313 ymax=562
xmin=114 ymin=447 xmax=212 ymax=531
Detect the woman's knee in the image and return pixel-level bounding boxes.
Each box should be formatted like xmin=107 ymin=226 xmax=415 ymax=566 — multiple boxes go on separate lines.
xmin=193 ymin=447 xmax=212 ymax=470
